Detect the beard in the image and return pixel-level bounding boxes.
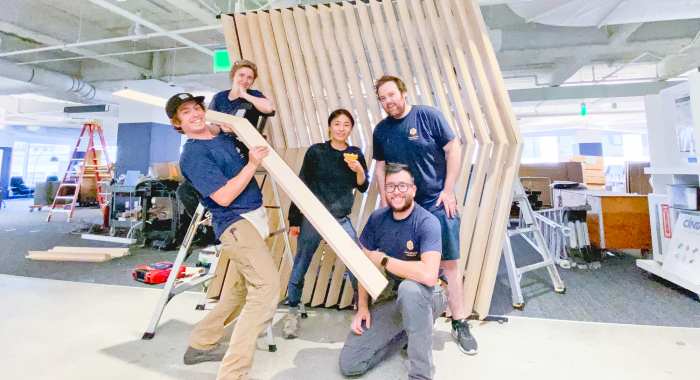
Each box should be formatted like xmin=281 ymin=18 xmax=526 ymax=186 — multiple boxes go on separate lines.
xmin=386 ymin=100 xmax=406 ymax=118
xmin=390 ymin=193 xmax=414 ymax=213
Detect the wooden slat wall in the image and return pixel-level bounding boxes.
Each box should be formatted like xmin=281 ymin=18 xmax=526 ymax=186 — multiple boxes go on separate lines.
xmin=220 ymin=0 xmax=522 ymax=317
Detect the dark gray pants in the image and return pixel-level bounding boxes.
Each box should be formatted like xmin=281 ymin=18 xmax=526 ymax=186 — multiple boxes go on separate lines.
xmin=339 ymin=280 xmax=448 ymax=380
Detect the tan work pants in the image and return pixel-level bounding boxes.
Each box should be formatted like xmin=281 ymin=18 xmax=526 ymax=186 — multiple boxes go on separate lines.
xmin=188 ymin=218 xmax=280 ymax=380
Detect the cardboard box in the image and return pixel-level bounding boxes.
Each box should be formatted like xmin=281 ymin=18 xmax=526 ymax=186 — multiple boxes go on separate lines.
xmin=584 ymin=163 xmax=604 ymax=170
xmin=570 ymin=155 xmax=604 ymax=164
xmin=153 ymin=162 xmax=184 ymax=182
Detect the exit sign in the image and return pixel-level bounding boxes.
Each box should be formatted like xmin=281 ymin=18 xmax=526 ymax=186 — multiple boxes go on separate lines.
xmin=214 ymin=48 xmax=231 ymax=73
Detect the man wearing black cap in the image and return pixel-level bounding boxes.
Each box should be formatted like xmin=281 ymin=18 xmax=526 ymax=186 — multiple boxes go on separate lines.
xmin=167 ymin=93 xmax=279 ymax=380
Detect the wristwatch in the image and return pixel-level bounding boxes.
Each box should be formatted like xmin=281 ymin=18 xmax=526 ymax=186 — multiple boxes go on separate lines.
xmin=380 ymin=255 xmax=389 ymax=269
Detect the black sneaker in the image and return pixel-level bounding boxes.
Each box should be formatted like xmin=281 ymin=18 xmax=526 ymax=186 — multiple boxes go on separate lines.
xmin=451 ymin=319 xmax=478 ymax=355
xmin=183 ymin=344 xmax=227 ymax=365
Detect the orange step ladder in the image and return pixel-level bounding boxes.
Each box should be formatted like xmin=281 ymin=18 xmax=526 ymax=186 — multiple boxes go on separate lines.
xmin=47 ymin=121 xmax=114 ymax=222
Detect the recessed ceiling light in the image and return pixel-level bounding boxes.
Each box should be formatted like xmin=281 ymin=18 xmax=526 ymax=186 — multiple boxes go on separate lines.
xmin=113 ymin=89 xmax=167 ymax=108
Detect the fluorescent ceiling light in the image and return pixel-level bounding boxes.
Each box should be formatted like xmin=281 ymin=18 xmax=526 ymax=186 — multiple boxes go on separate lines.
xmin=113 ymin=89 xmax=167 ymax=108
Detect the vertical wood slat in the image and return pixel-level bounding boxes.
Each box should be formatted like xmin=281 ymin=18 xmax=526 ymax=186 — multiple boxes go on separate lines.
xmin=356 ymin=2 xmax=386 ymax=81
xmin=339 ymin=276 xmax=355 ymax=309
xmin=379 ymin=0 xmax=420 ymax=105
xmin=394 ymin=0 xmax=434 ymax=107
xmin=281 ymin=9 xmax=322 ymax=145
xmin=235 ymin=13 xmax=255 ymax=62
xmin=331 ymin=3 xmax=374 ymax=147
xmin=311 ymin=246 xmax=337 ymax=307
xmin=306 ymin=5 xmax=340 ymax=122
xmin=270 ymin=10 xmax=311 ymax=148
xmin=366 ymin=0 xmax=399 ymax=77
xmin=318 ymin=5 xmax=363 ymax=146
xmin=221 ymin=15 xmax=241 ymax=64
xmin=257 ymin=11 xmax=298 ymax=148
xmin=340 ymin=3 xmax=382 ymax=151
xmin=407 ymin=0 xmax=457 ymax=132
xmin=325 ymin=259 xmax=347 ymax=307
xmin=294 ymin=7 xmax=330 ymax=142
xmin=301 ymin=242 xmax=326 ymax=304
xmin=247 ymin=13 xmax=285 ymax=148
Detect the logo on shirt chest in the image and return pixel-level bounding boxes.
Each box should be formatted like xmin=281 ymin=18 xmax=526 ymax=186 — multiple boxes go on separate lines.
xmin=409 ymin=128 xmax=418 ymax=141
xmin=405 ymin=240 xmax=417 ymax=257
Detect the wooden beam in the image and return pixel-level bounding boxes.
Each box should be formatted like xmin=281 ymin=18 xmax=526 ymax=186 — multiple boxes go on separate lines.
xmin=27 ymin=251 xmax=111 ymax=262
xmin=305 ymin=5 xmax=340 ymax=122
xmin=206 ymin=110 xmax=387 ymax=299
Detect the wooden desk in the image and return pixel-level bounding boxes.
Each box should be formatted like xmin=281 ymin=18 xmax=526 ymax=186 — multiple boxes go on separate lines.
xmin=555 ymin=189 xmax=652 ymax=250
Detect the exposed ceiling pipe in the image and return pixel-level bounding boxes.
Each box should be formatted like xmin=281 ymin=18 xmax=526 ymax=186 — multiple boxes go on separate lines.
xmin=86 ymin=0 xmax=214 ymax=57
xmin=0 ymin=25 xmax=222 ymax=59
xmin=0 ymin=59 xmax=115 ymax=104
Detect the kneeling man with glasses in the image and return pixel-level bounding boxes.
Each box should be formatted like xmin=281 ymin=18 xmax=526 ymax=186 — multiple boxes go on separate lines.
xmin=339 ymin=162 xmax=447 ymax=380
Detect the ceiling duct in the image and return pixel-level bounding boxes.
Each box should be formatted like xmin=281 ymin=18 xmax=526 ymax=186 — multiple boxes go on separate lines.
xmin=509 ymin=0 xmax=700 ymax=27
xmin=0 ymin=59 xmax=114 ymax=104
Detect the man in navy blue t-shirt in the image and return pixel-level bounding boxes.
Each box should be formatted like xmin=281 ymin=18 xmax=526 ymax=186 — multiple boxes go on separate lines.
xmin=166 ymin=93 xmax=279 ymax=379
xmin=372 ymin=76 xmax=477 ymax=356
xmin=339 ymin=163 xmax=447 ymax=380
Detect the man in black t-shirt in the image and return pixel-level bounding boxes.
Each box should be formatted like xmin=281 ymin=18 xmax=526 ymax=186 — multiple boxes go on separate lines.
xmin=166 ymin=93 xmax=279 ymax=380
xmin=339 ymin=163 xmax=447 ymax=380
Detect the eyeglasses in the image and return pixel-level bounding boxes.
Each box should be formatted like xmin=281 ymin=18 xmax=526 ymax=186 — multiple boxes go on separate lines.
xmin=385 ymin=183 xmax=413 ymax=193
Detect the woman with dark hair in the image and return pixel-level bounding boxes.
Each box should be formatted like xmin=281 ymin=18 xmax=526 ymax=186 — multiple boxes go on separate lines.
xmin=284 ymin=109 xmax=369 ymax=339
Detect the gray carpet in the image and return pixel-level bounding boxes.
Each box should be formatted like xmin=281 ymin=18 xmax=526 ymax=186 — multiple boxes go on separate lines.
xmin=2 ymin=198 xmax=699 ymax=327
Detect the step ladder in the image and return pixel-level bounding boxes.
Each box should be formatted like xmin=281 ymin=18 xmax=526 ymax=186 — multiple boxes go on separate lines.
xmin=503 ymin=179 xmax=566 ymax=309
xmin=143 ymin=172 xmax=298 ymax=352
xmin=47 ymin=121 xmax=113 ymax=222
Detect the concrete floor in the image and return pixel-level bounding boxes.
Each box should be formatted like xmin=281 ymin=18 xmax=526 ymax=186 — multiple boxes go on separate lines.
xmin=1 ymin=274 xmax=698 ymax=380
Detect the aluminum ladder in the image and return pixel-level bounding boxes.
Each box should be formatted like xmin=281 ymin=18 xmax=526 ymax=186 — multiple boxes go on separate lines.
xmin=503 ymin=179 xmax=567 ymax=309
xmin=142 ymin=174 xmax=297 ymax=352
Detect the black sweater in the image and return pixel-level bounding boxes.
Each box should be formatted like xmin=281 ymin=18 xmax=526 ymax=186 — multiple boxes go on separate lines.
xmin=288 ymin=141 xmax=369 ymax=227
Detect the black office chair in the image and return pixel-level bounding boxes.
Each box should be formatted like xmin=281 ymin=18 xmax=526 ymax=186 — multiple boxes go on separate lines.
xmin=10 ymin=177 xmax=34 ymax=198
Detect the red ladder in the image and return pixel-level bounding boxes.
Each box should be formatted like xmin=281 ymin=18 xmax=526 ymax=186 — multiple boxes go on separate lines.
xmin=47 ymin=121 xmax=114 ymax=222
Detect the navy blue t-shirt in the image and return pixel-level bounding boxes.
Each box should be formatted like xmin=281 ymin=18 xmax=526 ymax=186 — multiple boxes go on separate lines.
xmin=179 ymin=133 xmax=263 ymax=238
xmin=360 ymin=204 xmax=442 ymax=283
xmin=209 ymin=89 xmax=267 ymax=128
xmin=373 ymin=105 xmax=456 ymax=207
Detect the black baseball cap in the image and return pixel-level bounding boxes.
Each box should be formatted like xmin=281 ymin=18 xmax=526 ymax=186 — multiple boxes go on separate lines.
xmin=165 ymin=93 xmax=205 ymax=119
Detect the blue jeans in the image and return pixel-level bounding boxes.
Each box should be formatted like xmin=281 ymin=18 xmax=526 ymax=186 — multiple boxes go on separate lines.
xmin=286 ymin=216 xmax=360 ymax=307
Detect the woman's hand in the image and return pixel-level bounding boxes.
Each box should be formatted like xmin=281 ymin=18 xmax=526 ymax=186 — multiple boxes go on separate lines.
xmin=345 ymin=158 xmax=363 ymax=173
xmin=289 ymin=226 xmax=300 ymax=236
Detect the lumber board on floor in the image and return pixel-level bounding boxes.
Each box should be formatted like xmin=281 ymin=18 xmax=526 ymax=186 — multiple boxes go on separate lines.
xmin=26 ymin=251 xmax=111 ymax=262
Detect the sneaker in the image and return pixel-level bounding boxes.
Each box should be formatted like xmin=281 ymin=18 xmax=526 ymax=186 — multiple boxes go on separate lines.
xmin=283 ymin=313 xmax=300 ymax=339
xmin=183 ymin=344 xmax=227 ymax=365
xmin=451 ymin=319 xmax=478 ymax=355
